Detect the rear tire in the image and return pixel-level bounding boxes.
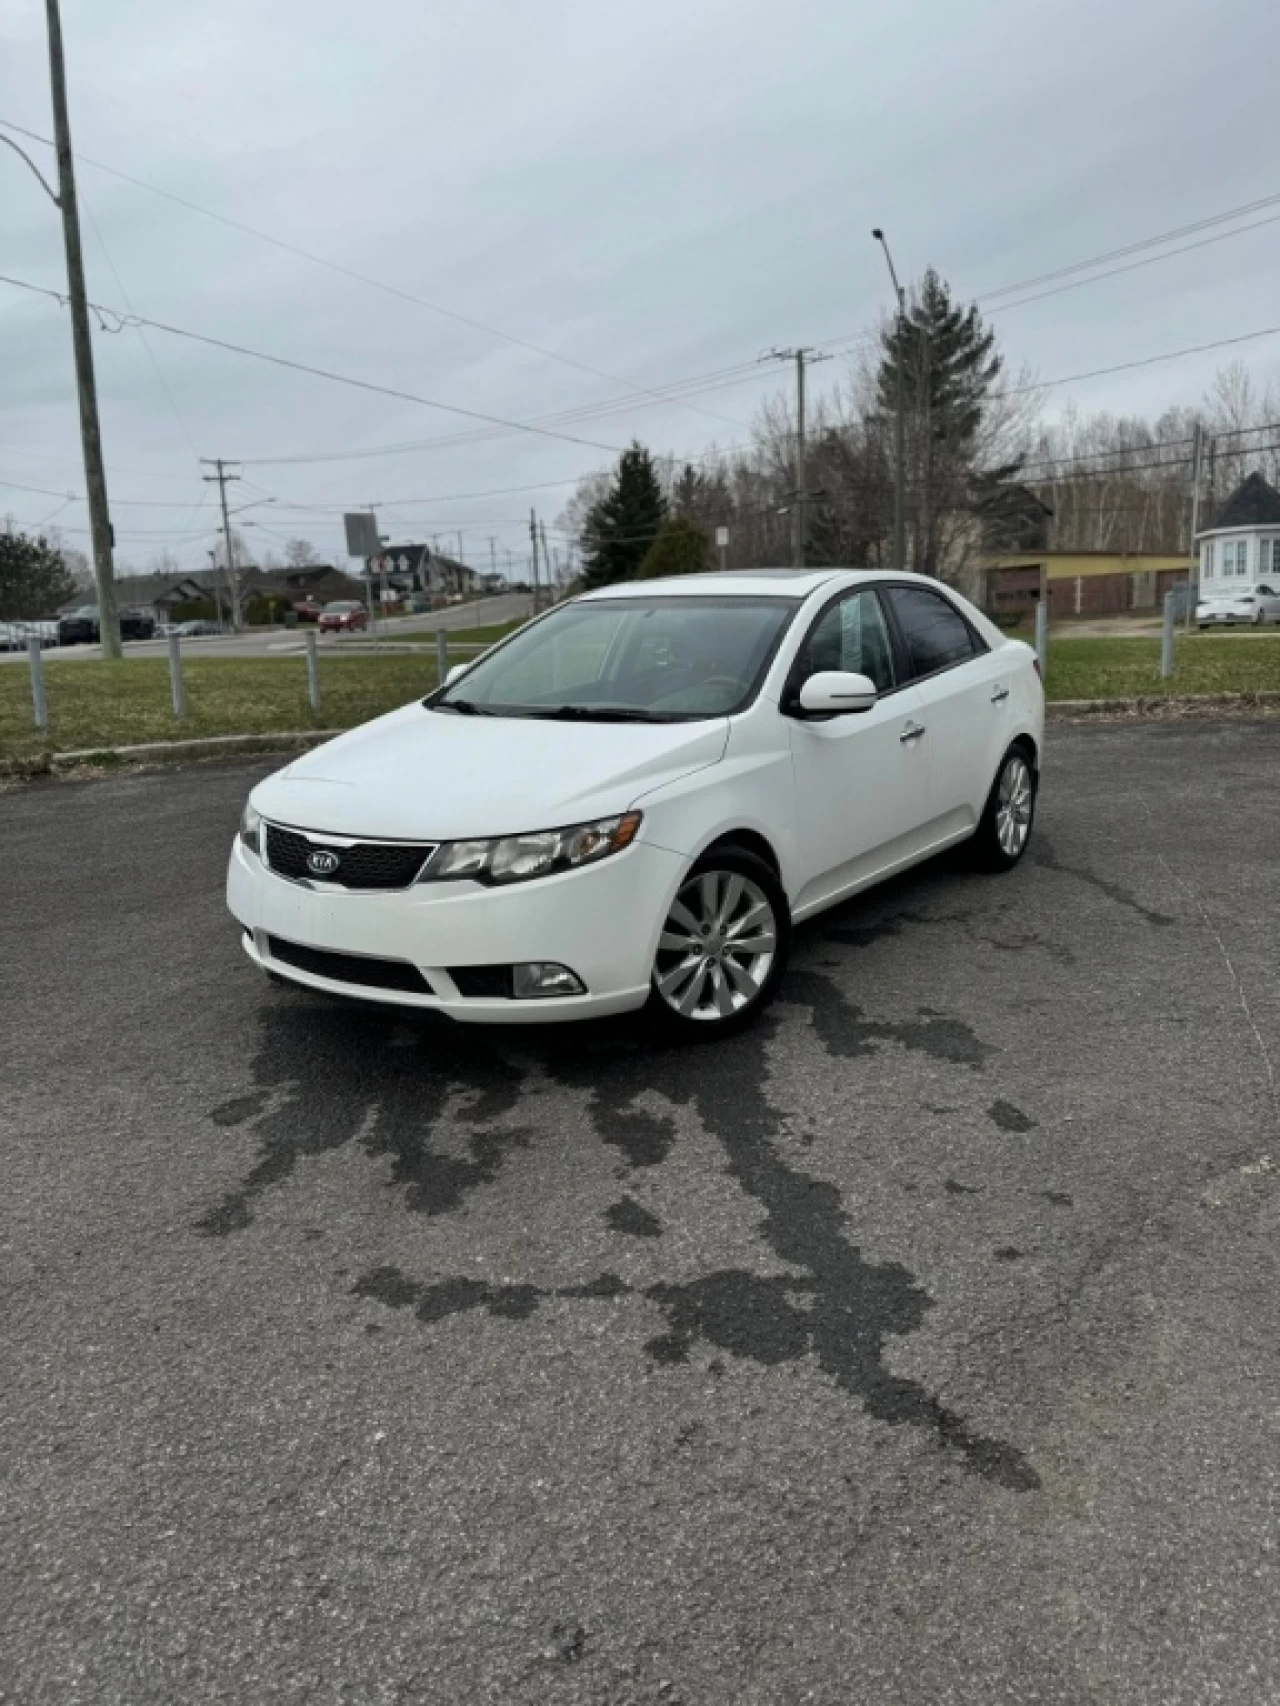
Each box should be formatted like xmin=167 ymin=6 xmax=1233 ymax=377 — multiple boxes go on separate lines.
xmin=971 ymin=745 xmax=1037 ymax=872
xmin=646 ymin=849 xmax=790 ymax=1039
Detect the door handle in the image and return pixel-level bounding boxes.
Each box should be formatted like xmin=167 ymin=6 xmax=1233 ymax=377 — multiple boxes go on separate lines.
xmin=899 ymin=721 xmax=926 ymax=744
xmin=990 ymin=685 xmax=1010 ymax=704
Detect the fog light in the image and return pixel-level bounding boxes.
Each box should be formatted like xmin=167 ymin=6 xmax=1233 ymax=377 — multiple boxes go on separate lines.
xmin=511 ymin=962 xmax=585 ymax=999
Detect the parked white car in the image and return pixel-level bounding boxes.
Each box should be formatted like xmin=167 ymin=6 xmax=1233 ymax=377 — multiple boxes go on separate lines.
xmin=0 ymin=619 xmax=58 ymax=649
xmin=228 ymin=570 xmax=1044 ymax=1036
xmin=1196 ymin=582 xmax=1280 ymax=627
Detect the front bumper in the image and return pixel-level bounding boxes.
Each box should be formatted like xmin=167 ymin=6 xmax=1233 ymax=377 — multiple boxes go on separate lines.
xmin=226 ymin=834 xmax=686 ymax=1023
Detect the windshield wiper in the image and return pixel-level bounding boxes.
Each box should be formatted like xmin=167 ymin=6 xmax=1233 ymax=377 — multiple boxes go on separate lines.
xmin=523 ymin=705 xmax=669 ymax=723
xmin=433 ymin=697 xmax=492 ymax=716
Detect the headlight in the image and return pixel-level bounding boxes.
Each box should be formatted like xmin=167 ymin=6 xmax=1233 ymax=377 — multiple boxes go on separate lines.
xmin=426 ymin=811 xmax=641 ymax=885
xmin=240 ymin=801 xmax=262 ymax=853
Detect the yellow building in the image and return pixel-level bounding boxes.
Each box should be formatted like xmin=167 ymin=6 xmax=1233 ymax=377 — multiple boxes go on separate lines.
xmin=982 ymin=551 xmax=1193 ymax=618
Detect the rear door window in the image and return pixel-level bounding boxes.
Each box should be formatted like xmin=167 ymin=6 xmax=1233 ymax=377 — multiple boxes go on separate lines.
xmin=883 ymin=585 xmax=984 ymax=681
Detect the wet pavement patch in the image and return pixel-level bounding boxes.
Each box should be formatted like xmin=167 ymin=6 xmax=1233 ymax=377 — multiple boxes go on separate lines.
xmin=606 ymin=1196 xmax=662 ymax=1237
xmin=988 ymin=1100 xmax=1036 ymax=1133
xmin=1033 ymin=841 xmax=1175 ymax=927
xmin=782 ymin=970 xmax=996 ymax=1068
xmin=350 ymin=1012 xmax=1041 ymax=1493
xmin=194 ymin=1002 xmax=531 ymax=1235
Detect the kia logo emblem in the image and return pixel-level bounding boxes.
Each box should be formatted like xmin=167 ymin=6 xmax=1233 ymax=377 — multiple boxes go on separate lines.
xmin=306 ymin=848 xmax=342 ymax=877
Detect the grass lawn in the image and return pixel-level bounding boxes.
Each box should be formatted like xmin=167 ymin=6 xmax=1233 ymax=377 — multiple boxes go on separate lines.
xmin=1044 ymin=634 xmax=1280 ymax=701
xmin=0 ymin=652 xmax=447 ymax=761
xmin=3 ymin=630 xmax=1278 ymax=762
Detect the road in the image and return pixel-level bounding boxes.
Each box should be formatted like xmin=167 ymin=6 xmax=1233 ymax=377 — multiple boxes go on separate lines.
xmin=3 ymin=723 xmax=1279 ymax=1704
xmin=0 ymin=593 xmax=534 ymax=665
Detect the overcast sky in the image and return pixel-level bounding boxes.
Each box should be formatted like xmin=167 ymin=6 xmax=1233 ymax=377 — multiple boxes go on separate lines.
xmin=2 ymin=0 xmax=1279 ymax=574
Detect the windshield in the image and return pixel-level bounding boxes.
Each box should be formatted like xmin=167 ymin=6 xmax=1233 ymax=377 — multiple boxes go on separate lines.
xmin=324 ymin=601 xmax=359 ymax=612
xmin=432 ymin=595 xmax=799 ymax=721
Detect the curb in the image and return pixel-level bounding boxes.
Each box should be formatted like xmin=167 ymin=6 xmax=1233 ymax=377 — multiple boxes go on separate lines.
xmin=0 ymin=728 xmax=341 ymax=780
xmin=1047 ymin=689 xmax=1280 ymax=718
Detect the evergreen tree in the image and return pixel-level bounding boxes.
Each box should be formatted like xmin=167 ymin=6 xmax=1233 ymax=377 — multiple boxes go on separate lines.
xmin=875 ymin=268 xmax=1020 ymax=578
xmin=0 ymin=528 xmax=78 ymax=620
xmin=638 ymin=516 xmax=709 ymax=579
xmin=670 ymin=463 xmax=708 ymax=517
xmin=581 ymin=442 xmax=667 ymax=588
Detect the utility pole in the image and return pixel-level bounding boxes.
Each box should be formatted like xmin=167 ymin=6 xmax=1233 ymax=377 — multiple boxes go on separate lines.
xmin=45 ymin=0 xmax=121 ymax=658
xmin=872 ymin=229 xmax=909 ymax=573
xmin=489 ymin=537 xmax=498 ymax=587
xmin=540 ymin=519 xmax=553 ymax=600
xmin=202 ymin=459 xmax=242 ymax=628
xmin=762 ymin=347 xmax=829 ymax=567
xmin=529 ymin=510 xmax=542 ymax=612
xmin=1187 ymin=423 xmax=1206 ymax=631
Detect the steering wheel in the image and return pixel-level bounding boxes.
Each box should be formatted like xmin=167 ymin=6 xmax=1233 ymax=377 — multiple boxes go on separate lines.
xmin=652 ymin=675 xmax=743 ymax=712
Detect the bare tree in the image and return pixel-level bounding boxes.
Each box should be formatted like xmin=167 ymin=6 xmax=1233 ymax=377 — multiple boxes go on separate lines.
xmin=284 ymin=536 xmax=320 ymax=567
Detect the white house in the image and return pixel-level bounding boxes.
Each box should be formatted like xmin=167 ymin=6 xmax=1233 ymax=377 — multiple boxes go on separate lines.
xmin=1196 ymin=471 xmax=1280 ymax=591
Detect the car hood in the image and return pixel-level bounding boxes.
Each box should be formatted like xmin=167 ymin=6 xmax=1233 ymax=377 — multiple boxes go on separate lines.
xmin=251 ymin=702 xmax=729 ymax=840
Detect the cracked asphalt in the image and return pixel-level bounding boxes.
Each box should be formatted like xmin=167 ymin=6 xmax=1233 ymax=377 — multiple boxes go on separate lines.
xmin=3 ymin=722 xmax=1279 ymax=1704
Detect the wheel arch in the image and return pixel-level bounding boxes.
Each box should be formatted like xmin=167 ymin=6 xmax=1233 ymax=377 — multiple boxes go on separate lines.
xmin=697 ymin=828 xmax=783 ymax=880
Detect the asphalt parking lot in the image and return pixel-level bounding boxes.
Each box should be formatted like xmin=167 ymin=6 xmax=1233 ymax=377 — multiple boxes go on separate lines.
xmin=3 ymin=722 xmax=1279 ymax=1705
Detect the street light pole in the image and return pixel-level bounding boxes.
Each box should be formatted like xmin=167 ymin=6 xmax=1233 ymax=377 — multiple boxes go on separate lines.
xmin=44 ymin=0 xmax=121 ymax=657
xmin=872 ymin=228 xmax=908 ymax=574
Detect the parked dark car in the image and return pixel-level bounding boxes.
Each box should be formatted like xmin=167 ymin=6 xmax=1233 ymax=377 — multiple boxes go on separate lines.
xmin=317 ymin=600 xmax=369 ymax=633
xmin=57 ymin=605 xmax=157 ymax=644
xmin=293 ymin=599 xmax=324 ymax=623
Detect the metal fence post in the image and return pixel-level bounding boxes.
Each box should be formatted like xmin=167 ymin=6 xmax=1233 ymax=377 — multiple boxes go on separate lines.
xmin=168 ymin=631 xmax=186 ymax=718
xmin=1161 ymin=589 xmax=1177 ymax=679
xmin=436 ymin=630 xmax=448 ymax=686
xmin=1034 ymin=597 xmax=1049 ymax=679
xmin=305 ymin=628 xmax=320 ymax=710
xmin=27 ymin=637 xmax=48 ymax=730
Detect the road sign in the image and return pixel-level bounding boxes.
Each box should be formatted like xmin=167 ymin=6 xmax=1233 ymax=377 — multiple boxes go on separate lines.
xmin=344 ymin=512 xmax=380 ymax=559
xmin=715 ymin=526 xmax=729 ymax=548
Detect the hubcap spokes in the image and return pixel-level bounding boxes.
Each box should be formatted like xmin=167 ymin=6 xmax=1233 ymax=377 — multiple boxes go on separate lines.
xmin=655 ymin=870 xmax=777 ymax=1021
xmin=995 ymin=757 xmax=1033 ymax=856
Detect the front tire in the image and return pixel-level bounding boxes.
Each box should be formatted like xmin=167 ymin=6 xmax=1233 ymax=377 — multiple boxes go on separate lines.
xmin=647 ymin=849 xmax=790 ymax=1038
xmin=971 ymin=746 xmax=1037 ymax=871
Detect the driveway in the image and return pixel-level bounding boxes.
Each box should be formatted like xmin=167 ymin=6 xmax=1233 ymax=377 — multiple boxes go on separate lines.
xmin=2 ymin=724 xmax=1278 ymax=1704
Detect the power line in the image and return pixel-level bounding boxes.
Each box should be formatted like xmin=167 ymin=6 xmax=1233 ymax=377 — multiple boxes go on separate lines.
xmin=980 ymin=189 xmax=1280 ymax=304
xmin=0 ymin=114 xmax=752 ymax=436
xmin=0 ymin=269 xmax=628 ymax=456
xmin=819 ymin=190 xmax=1280 ymax=353
xmin=1004 ymin=325 xmax=1280 ymax=397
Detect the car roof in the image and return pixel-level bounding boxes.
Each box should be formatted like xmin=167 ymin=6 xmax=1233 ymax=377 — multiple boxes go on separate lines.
xmin=574 ymin=567 xmax=977 ymax=602
xmin=578 ymin=568 xmax=882 ymax=601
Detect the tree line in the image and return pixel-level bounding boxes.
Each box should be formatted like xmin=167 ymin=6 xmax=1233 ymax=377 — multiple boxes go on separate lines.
xmin=563 ymin=270 xmax=1280 ymax=595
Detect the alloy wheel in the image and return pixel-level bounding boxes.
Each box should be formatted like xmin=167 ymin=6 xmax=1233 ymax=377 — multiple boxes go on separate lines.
xmin=995 ymin=753 xmax=1034 ymax=858
xmin=653 ymin=870 xmax=778 ymax=1022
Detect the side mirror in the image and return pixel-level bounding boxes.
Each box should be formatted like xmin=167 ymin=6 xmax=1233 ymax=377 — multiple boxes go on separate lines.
xmin=797 ymin=670 xmax=878 ymax=715
xmin=445 ymin=663 xmax=470 ymax=684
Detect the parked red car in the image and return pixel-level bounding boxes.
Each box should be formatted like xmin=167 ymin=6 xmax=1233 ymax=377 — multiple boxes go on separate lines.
xmin=293 ymin=599 xmax=324 ymax=623
xmin=317 ymin=600 xmax=369 ymax=633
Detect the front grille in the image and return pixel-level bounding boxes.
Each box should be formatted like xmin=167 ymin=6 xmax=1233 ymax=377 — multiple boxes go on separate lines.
xmin=266 ymin=936 xmax=432 ymax=994
xmin=264 ymin=823 xmax=434 ymax=890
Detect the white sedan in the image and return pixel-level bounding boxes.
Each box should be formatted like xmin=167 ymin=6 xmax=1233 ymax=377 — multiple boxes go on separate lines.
xmin=1197 ymin=583 xmax=1280 ymax=627
xmin=228 ymin=569 xmax=1044 ymax=1037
